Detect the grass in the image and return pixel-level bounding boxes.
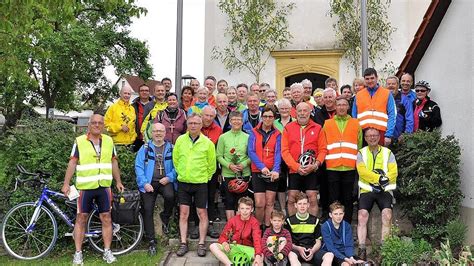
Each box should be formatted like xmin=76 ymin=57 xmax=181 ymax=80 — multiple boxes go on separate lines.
xmin=0 ymin=247 xmax=165 ymax=265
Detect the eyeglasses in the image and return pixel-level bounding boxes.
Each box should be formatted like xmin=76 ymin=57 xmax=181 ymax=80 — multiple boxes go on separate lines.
xmin=90 ymin=121 xmax=104 ymax=125
xmin=259 ymin=90 xmax=266 ymax=93
xmin=415 ymin=89 xmax=427 ymax=92
xmin=262 ymin=115 xmax=274 ymax=119
xmin=187 ymin=122 xmax=201 ymax=125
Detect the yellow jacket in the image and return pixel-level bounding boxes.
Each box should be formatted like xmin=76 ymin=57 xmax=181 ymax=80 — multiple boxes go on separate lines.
xmin=104 ymin=99 xmax=137 ymax=145
xmin=356 ymin=145 xmax=397 ymax=194
xmin=140 ymin=101 xmax=168 ymax=140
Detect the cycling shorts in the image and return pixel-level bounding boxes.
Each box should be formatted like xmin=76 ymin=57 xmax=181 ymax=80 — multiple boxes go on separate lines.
xmin=77 ymin=187 xmax=112 ymax=214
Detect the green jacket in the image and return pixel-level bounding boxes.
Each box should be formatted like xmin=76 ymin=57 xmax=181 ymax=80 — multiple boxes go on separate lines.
xmin=216 ymin=130 xmax=251 ymax=178
xmin=173 ymin=132 xmax=216 ymax=184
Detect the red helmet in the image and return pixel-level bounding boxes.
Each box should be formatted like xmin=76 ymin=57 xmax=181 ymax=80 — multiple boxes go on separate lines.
xmin=228 ymin=178 xmax=248 ymax=194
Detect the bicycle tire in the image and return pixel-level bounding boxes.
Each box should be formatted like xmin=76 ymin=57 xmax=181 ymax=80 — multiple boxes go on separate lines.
xmin=86 ymin=209 xmax=143 ymax=255
xmin=1 ymin=202 xmax=58 ymax=260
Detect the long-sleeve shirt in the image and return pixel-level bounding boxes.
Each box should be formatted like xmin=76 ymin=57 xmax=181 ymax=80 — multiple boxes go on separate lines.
xmin=218 ymin=215 xmax=263 ymax=255
xmin=393 ymin=91 xmax=414 ymax=139
xmin=321 ymin=220 xmax=355 ymax=260
xmin=216 ymin=130 xmax=251 ymax=178
xmin=351 ymin=84 xmax=397 ymax=137
xmin=248 ymin=127 xmax=281 ymax=172
xmin=262 ymin=228 xmax=293 ymax=258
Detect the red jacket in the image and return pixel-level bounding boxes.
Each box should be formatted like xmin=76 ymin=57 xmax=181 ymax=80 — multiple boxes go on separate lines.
xmin=201 ymin=121 xmax=223 ymax=145
xmin=218 ymin=214 xmax=263 ymax=255
xmin=281 ymin=120 xmax=327 ymax=173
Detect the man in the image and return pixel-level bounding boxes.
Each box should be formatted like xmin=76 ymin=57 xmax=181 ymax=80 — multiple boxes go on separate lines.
xmin=282 ymin=87 xmax=292 ymax=101
xmin=141 ymin=83 xmax=168 ymax=141
xmin=312 ymin=88 xmax=337 ymax=126
xmin=132 ymin=84 xmax=153 ymax=151
xmin=302 ymin=79 xmax=317 ymax=106
xmin=104 ymin=85 xmax=137 ymax=145
xmin=161 ymin=77 xmax=172 ymax=93
xmin=135 ymin=122 xmax=176 ymax=255
xmin=356 ymin=128 xmax=397 ymax=260
xmin=204 ymin=76 xmax=217 ymax=106
xmin=242 ymin=92 xmax=262 ymax=133
xmin=386 ymin=76 xmax=414 ymax=142
xmin=289 ymin=82 xmax=305 ymax=118
xmin=258 ymin=83 xmax=270 ymax=106
xmin=236 ymin=83 xmax=249 ymax=105
xmin=281 ymin=102 xmax=327 ymax=216
xmin=263 ymin=89 xmax=277 ymax=108
xmin=173 ymin=114 xmax=217 ymax=257
xmin=215 ymin=93 xmax=232 ymax=132
xmin=400 ymin=73 xmax=416 ymax=103
xmin=352 ymin=68 xmax=396 ymax=146
xmin=217 ymin=79 xmax=228 ymax=93
xmin=62 ymin=114 xmax=125 ymax=265
xmin=320 ymin=97 xmax=362 ymax=223
xmin=250 ymin=83 xmax=260 ymax=96
xmin=325 ymin=77 xmax=338 ymax=92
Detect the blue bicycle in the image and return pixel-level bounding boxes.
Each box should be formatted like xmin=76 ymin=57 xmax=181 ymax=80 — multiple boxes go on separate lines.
xmin=1 ymin=165 xmax=144 ymax=260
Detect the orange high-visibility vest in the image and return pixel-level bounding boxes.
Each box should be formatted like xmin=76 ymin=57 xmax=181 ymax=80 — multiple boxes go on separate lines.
xmin=355 ymin=87 xmax=390 ymax=131
xmin=324 ymin=118 xmax=359 ymax=168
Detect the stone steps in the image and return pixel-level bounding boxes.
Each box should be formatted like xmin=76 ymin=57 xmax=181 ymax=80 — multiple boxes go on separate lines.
xmin=159 ymin=250 xmax=221 ymax=266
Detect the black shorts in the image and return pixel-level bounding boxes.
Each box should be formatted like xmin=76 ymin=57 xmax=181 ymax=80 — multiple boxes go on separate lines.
xmin=278 ymin=161 xmax=289 ymax=192
xmin=178 ymin=182 xmax=208 ymax=209
xmin=313 ymin=249 xmax=330 ymax=264
xmin=77 ymin=187 xmax=112 ymax=214
xmin=223 ymin=177 xmax=250 ymax=211
xmin=251 ymin=173 xmax=278 ymax=193
xmin=359 ymin=191 xmax=393 ymax=211
xmin=288 ymin=171 xmax=319 ymax=191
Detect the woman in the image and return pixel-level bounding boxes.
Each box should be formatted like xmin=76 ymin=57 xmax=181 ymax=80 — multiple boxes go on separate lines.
xmin=216 ymin=111 xmax=251 ymax=220
xmin=154 ymin=93 xmax=187 ymax=144
xmin=313 ymin=88 xmax=324 ymax=109
xmin=226 ymin=86 xmax=246 ymax=112
xmin=274 ymin=98 xmax=293 ymax=216
xmin=413 ymin=80 xmax=442 ymax=131
xmin=180 ymin=86 xmax=194 ymax=112
xmin=248 ymin=106 xmax=281 ymax=229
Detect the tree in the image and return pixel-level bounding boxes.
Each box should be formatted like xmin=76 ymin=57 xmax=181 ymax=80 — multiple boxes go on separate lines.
xmin=329 ymin=0 xmax=396 ymax=75
xmin=212 ymin=0 xmax=295 ymax=83
xmin=0 ymin=0 xmax=152 ymax=129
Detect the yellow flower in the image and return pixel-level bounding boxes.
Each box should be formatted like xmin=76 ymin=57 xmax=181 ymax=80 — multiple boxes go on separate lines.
xmin=277 ymin=253 xmax=284 ymax=260
xmin=271 ymin=235 xmax=278 ymax=242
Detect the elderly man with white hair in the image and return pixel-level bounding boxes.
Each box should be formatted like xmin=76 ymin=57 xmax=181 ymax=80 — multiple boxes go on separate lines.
xmin=104 ymin=85 xmax=137 ymax=145
xmin=289 ymin=82 xmax=305 ymax=118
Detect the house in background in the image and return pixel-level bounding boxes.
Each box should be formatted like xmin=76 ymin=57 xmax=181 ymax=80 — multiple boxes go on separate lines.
xmin=397 ymin=0 xmax=473 ymax=243
xmin=114 ymin=75 xmax=161 ymax=99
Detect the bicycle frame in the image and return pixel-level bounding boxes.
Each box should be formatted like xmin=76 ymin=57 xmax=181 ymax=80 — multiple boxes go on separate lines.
xmin=26 ymin=185 xmax=101 ymax=237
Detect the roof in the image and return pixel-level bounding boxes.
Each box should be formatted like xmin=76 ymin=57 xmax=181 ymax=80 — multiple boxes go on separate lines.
xmin=122 ymin=75 xmax=161 ymax=93
xmin=396 ymin=0 xmax=452 ymax=77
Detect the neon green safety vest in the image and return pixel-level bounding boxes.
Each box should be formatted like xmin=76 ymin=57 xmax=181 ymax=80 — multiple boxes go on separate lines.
xmin=358 ymin=146 xmax=396 ymax=192
xmin=75 ymin=134 xmax=114 ymax=190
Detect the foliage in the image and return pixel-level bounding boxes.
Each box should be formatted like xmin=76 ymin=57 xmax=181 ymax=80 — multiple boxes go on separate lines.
xmin=445 ymin=219 xmax=468 ymax=253
xmin=434 ymin=240 xmax=474 ymax=266
xmin=396 ymin=130 xmax=463 ymax=243
xmin=329 ymin=0 xmax=396 ymax=75
xmin=212 ymin=0 xmax=295 ymax=83
xmin=381 ymin=230 xmax=433 ymax=265
xmin=115 ymin=145 xmax=137 ymax=189
xmin=0 ymin=0 xmax=152 ymax=129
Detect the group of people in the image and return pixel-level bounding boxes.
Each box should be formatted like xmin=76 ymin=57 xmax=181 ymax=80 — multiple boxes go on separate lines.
xmin=62 ymin=68 xmax=442 ymax=265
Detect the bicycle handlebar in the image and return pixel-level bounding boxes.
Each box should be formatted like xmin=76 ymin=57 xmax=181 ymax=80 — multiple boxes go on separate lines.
xmin=14 ymin=164 xmax=50 ymax=191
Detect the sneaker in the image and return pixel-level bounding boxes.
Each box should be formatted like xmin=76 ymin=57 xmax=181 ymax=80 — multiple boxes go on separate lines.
xmin=358 ymin=248 xmax=367 ymax=261
xmin=103 ymin=249 xmax=117 ymax=264
xmin=207 ymin=223 xmax=220 ymax=239
xmin=176 ymin=243 xmax=188 ymax=257
xmin=190 ymin=226 xmax=199 ymax=239
xmin=197 ymin=243 xmax=207 ymax=257
xmin=73 ymin=251 xmax=83 ymax=265
xmin=148 ymin=240 xmax=157 ymax=256
xmin=162 ymin=223 xmax=170 ymax=235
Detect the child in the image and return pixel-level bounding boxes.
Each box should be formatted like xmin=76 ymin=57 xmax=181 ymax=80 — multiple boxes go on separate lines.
xmin=262 ymin=210 xmax=299 ymax=265
xmin=210 ymin=197 xmax=264 ymax=266
xmin=320 ymin=202 xmax=365 ymax=266
xmin=285 ymin=192 xmax=333 ymax=265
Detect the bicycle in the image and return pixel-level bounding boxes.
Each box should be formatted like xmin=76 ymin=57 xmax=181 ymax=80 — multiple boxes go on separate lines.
xmin=1 ymin=165 xmax=144 ymax=260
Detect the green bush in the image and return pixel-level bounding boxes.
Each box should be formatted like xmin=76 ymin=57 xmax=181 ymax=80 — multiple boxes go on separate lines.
xmin=445 ymin=219 xmax=468 ymax=253
xmin=381 ymin=234 xmax=433 ymax=265
xmin=396 ymin=130 xmax=463 ymax=243
xmin=115 ymin=145 xmax=137 ymax=189
xmin=434 ymin=239 xmax=474 ymax=265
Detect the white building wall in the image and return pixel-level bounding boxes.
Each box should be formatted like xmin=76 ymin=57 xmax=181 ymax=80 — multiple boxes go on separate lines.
xmin=204 ymin=0 xmax=430 ymax=88
xmin=414 ymin=0 xmax=474 ymax=244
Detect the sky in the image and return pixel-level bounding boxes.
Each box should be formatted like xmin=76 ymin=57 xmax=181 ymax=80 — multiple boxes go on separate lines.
xmin=106 ymin=0 xmax=205 ymax=90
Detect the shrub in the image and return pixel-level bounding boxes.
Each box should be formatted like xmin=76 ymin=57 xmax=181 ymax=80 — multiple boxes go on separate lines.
xmin=445 ymin=219 xmax=468 ymax=254
xmin=115 ymin=145 xmax=137 ymax=189
xmin=381 ymin=233 xmax=433 ymax=265
xmin=434 ymin=239 xmax=474 ymax=265
xmin=396 ymin=130 xmax=463 ymax=243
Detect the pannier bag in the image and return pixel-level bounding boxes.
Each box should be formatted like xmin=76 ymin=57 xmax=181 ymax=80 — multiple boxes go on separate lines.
xmin=111 ymin=190 xmax=141 ymax=224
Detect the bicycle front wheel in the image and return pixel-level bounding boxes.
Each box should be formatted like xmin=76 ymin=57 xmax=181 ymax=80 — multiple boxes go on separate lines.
xmin=86 ymin=210 xmax=143 ymax=255
xmin=1 ymin=202 xmax=58 ymax=260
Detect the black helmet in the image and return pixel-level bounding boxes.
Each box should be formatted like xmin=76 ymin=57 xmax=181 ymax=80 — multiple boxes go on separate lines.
xmin=415 ymin=80 xmax=431 ymax=90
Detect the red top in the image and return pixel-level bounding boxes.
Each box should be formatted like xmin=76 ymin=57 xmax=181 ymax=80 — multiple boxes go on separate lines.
xmin=261 ymin=228 xmax=293 ymax=258
xmin=218 ymin=214 xmax=263 ymax=255
xmin=201 ymin=121 xmax=223 ymax=145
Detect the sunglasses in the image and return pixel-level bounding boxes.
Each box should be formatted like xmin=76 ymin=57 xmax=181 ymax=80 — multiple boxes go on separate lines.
xmin=415 ymin=89 xmax=427 ymax=92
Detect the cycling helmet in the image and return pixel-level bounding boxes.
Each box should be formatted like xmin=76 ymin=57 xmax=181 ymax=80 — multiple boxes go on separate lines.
xmin=228 ymin=178 xmax=248 ymax=194
xmin=415 ymin=80 xmax=431 ymax=90
xmin=298 ymin=149 xmax=316 ymax=167
xmin=258 ymin=172 xmax=273 ymax=183
xmin=230 ymin=251 xmax=251 ymax=266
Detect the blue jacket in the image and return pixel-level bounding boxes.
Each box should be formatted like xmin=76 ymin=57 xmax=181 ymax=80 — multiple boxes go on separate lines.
xmin=402 ymin=90 xmax=416 ymax=103
xmin=393 ymin=91 xmax=414 ymax=138
xmin=135 ymin=140 xmax=177 ymax=192
xmin=321 ymin=219 xmax=355 ymax=260
xmin=242 ymin=108 xmax=262 ymax=134
xmin=351 ymin=84 xmax=396 ymax=137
